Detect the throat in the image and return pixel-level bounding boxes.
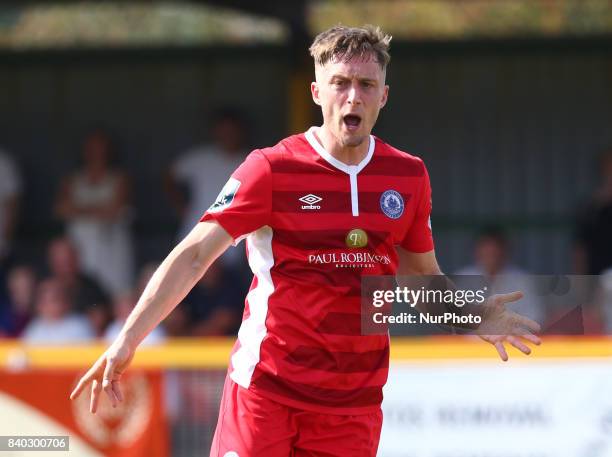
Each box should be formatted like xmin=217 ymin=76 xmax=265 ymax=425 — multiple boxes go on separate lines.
xmin=314 ymin=127 xmax=369 ymax=166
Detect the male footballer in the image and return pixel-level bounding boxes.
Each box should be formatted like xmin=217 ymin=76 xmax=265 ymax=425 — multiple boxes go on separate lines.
xmin=71 ymin=25 xmax=541 ymax=457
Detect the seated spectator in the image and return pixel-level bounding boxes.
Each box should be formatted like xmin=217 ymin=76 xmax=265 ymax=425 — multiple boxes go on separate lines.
xmin=55 ymin=130 xmax=134 ymax=295
xmin=22 ymin=279 xmax=94 ymax=344
xmin=1 ymin=265 xmax=37 ymax=337
xmin=182 ymin=262 xmax=244 ymax=336
xmin=0 ymin=148 xmax=22 ymax=333
xmin=0 ymin=148 xmax=21 ymax=269
xmin=455 ymin=225 xmax=543 ymax=323
xmin=104 ymin=291 xmax=165 ymax=345
xmin=574 ymin=149 xmax=612 ymax=275
xmin=47 ymin=237 xmax=111 ymax=336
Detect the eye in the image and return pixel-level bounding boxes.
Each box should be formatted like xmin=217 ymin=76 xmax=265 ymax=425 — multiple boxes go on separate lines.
xmin=332 ymin=79 xmax=346 ymax=87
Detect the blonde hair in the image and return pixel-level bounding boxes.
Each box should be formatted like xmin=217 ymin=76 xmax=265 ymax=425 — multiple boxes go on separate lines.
xmin=309 ymin=25 xmax=392 ymax=69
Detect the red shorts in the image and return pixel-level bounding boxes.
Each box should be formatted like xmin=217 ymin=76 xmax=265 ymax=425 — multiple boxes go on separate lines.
xmin=210 ymin=376 xmax=383 ymax=457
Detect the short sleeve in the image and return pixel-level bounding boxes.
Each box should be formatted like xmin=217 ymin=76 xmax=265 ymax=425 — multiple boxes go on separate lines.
xmin=400 ymin=161 xmax=434 ymax=253
xmin=200 ymin=150 xmax=272 ymax=242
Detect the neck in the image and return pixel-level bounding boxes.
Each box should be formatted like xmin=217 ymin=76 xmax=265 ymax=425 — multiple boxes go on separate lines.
xmin=315 ymin=125 xmax=369 ymax=166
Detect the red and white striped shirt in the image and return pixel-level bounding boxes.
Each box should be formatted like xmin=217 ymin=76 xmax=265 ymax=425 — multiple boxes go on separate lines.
xmin=202 ymin=127 xmax=433 ymax=414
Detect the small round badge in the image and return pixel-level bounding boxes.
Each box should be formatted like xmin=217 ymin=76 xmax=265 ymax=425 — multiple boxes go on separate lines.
xmin=380 ymin=190 xmax=404 ymax=219
xmin=346 ymin=229 xmax=368 ymax=248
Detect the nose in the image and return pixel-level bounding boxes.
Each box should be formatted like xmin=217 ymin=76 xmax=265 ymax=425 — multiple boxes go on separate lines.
xmin=347 ymin=82 xmax=362 ymax=105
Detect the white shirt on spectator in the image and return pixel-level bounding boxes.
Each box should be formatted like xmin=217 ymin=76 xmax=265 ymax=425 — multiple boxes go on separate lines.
xmin=22 ymin=315 xmax=95 ymax=345
xmin=173 ymin=145 xmax=245 ymax=266
xmin=66 ymin=171 xmax=133 ymax=295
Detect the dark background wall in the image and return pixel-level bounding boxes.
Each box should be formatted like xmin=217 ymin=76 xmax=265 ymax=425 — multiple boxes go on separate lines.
xmin=379 ymin=41 xmax=612 ymax=273
xmin=1 ymin=40 xmax=610 ymax=273
xmin=0 ymin=47 xmax=289 ymax=267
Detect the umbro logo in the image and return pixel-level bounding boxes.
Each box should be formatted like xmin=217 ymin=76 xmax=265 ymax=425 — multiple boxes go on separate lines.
xmin=299 ymin=193 xmax=322 ymax=210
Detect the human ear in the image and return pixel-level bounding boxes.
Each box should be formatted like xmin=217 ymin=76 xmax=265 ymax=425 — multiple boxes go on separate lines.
xmin=380 ymin=85 xmax=389 ymax=108
xmin=311 ymin=81 xmax=321 ymax=106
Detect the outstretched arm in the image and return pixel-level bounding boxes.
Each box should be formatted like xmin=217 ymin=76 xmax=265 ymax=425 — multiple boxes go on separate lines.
xmin=70 ymin=220 xmax=233 ymax=412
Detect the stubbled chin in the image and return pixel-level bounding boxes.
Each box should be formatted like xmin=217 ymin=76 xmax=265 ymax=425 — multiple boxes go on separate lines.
xmin=341 ymin=133 xmax=366 ymax=148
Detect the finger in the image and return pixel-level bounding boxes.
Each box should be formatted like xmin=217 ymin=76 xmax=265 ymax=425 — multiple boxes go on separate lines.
xmin=102 ymin=357 xmax=120 ymax=408
xmin=479 ymin=334 xmax=493 ymax=344
xmin=507 ymin=336 xmax=531 ymax=355
xmin=521 ymin=333 xmax=542 ymax=345
xmin=497 ymin=291 xmax=524 ymax=305
xmin=512 ymin=315 xmax=541 ymax=334
xmin=90 ymin=379 xmax=103 ymax=414
xmin=495 ymin=341 xmax=508 ymax=362
xmin=102 ymin=356 xmax=117 ymax=387
xmin=103 ymin=379 xmax=118 ymax=408
xmin=112 ymin=380 xmax=123 ymax=403
xmin=70 ymin=356 xmax=105 ymax=400
xmin=70 ymin=372 xmax=92 ymax=400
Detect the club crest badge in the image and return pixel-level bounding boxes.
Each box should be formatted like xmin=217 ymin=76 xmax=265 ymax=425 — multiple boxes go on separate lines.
xmin=380 ymin=190 xmax=404 ymax=219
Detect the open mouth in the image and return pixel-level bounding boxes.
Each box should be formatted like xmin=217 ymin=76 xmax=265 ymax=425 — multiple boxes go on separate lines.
xmin=343 ymin=114 xmax=362 ymax=131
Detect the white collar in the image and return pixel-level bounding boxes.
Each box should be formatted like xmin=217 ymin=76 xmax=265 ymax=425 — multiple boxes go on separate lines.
xmin=304 ymin=126 xmax=375 ymax=175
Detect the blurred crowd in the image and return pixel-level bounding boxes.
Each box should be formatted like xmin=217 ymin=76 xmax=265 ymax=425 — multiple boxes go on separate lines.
xmin=0 ymin=108 xmax=250 ymax=344
xmin=0 ymin=110 xmax=611 ymax=343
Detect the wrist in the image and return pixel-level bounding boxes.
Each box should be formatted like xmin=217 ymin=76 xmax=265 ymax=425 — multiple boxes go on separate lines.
xmin=115 ymin=330 xmax=139 ymax=353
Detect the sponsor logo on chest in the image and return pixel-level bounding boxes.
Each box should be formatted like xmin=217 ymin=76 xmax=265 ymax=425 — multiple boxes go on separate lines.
xmin=307 ymin=252 xmax=391 ymax=268
xmin=346 ymin=228 xmax=368 ymax=248
xmin=299 ymin=193 xmax=322 ymax=210
xmin=307 ymin=228 xmax=390 ymax=268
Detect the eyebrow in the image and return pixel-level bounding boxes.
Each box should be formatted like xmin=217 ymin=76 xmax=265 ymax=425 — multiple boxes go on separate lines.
xmin=329 ymin=74 xmax=378 ymax=84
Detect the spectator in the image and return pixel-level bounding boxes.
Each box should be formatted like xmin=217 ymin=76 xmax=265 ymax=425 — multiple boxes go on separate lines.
xmin=0 ymin=148 xmax=21 ymax=268
xmin=22 ymin=279 xmax=95 ymax=344
xmin=182 ymin=262 xmax=244 ymax=336
xmin=104 ymin=291 xmax=165 ymax=345
xmin=0 ymin=266 xmax=37 ymax=337
xmin=574 ymin=149 xmax=612 ymax=275
xmin=47 ymin=237 xmax=111 ymax=336
xmin=455 ymin=226 xmax=523 ymax=277
xmin=165 ymin=108 xmax=249 ymax=271
xmin=455 ymin=225 xmax=543 ymax=322
xmin=55 ymin=130 xmax=134 ymax=295
xmin=0 ymin=149 xmax=22 ymax=332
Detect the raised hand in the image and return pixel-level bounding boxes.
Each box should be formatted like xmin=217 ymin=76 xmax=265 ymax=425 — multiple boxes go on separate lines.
xmin=477 ymin=291 xmax=542 ymax=361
